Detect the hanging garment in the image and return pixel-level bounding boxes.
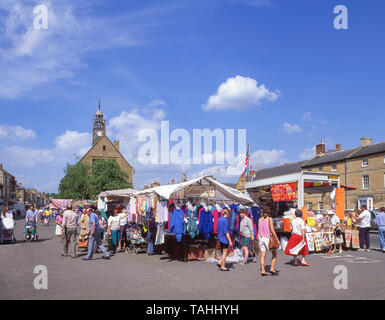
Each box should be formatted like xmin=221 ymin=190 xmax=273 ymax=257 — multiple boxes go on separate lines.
xmin=156 ymin=201 xmax=168 ymax=223
xmin=199 ymin=209 xmax=214 ymax=240
xmin=130 ymin=198 xmax=137 ymax=215
xmin=169 ymin=208 xmax=184 ymax=242
xmin=228 ymin=209 xmax=238 ymax=236
xmin=184 ymin=210 xmax=199 ymax=239
xmin=212 ymin=209 xmax=220 ymax=235
xmin=155 ymin=223 xmax=165 ymax=245
xmin=251 ymin=206 xmax=261 ymax=230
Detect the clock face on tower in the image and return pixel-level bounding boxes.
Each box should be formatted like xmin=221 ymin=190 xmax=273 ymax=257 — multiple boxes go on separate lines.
xmin=97 ymin=130 xmax=103 ymax=137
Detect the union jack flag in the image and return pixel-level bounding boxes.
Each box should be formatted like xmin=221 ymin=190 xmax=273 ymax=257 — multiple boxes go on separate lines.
xmin=241 ymin=148 xmax=249 ymax=177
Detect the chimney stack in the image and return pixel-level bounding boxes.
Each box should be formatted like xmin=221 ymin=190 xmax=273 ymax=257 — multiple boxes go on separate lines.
xmin=316 ymin=139 xmax=326 ymax=157
xmin=336 ymin=144 xmax=341 ymax=151
xmin=150 ymin=181 xmax=160 ymax=188
xmin=171 ymin=178 xmax=175 ymax=184
xmin=360 ymin=137 xmax=372 ymax=147
xmin=181 ymin=173 xmax=187 ymax=182
xmin=114 ymin=140 xmax=120 ymax=151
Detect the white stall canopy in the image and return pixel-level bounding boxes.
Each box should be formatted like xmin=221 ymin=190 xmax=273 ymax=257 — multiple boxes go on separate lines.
xmin=135 ymin=176 xmax=254 ymax=205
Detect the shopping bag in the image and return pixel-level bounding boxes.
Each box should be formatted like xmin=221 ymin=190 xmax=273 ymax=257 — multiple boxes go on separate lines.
xmin=280 ymin=237 xmax=288 ymax=251
xmin=269 ymin=236 xmax=280 ymax=249
xmin=289 ymin=240 xmax=306 ymax=255
xmin=344 ymin=230 xmax=352 ymax=248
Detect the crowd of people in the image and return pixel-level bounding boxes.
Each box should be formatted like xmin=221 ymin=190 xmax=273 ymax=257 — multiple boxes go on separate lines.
xmin=216 ymin=205 xmax=385 ymax=276
xmin=2 ymin=202 xmax=385 ymax=277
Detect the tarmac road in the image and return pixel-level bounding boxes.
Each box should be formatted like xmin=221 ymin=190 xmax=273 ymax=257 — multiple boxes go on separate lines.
xmin=0 ymin=215 xmax=384 ymax=300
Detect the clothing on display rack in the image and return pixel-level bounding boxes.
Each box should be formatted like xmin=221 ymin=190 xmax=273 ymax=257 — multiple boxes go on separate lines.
xmin=169 ymin=208 xmax=184 ymax=242
xmin=184 ymin=210 xmax=199 ymax=239
xmin=155 ymin=222 xmax=166 ymax=245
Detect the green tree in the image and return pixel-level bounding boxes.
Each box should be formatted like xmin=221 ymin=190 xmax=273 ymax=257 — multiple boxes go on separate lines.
xmin=87 ymin=159 xmax=132 ymax=198
xmin=58 ymin=163 xmax=91 ymax=200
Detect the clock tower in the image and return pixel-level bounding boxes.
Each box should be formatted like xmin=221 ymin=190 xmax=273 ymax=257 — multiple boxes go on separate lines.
xmin=92 ymin=99 xmax=106 ymax=146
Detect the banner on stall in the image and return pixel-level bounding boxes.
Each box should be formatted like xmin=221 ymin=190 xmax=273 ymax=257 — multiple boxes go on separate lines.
xmin=306 ymin=233 xmax=315 ymax=252
xmin=301 ymin=206 xmax=308 ymax=222
xmin=345 ymin=229 xmax=352 ymax=248
xmin=335 ymin=188 xmax=345 ymax=220
xmin=352 ymin=230 xmax=360 ymax=249
xmin=314 ymin=232 xmax=323 ymax=252
xmin=184 ymin=185 xmax=215 ymax=198
xmin=270 ymin=183 xmax=297 ymax=202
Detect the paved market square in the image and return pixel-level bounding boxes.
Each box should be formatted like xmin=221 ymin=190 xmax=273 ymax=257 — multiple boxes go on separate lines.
xmin=1 ymin=216 xmax=384 ymax=300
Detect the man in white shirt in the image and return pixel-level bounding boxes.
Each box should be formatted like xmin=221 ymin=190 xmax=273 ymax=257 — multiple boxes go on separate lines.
xmin=357 ymin=205 xmax=371 ymax=252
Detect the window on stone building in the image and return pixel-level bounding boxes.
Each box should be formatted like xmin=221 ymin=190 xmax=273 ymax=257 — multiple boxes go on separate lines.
xmin=307 ymin=202 xmax=313 ymax=211
xmin=318 ymin=167 xmax=323 ymax=172
xmin=318 ymin=202 xmax=324 ymax=210
xmin=103 ymin=145 xmax=106 ymax=151
xmin=362 ymin=158 xmax=368 ymax=167
xmin=362 ymin=175 xmax=369 ymax=190
xmin=331 ymin=164 xmax=337 ymax=171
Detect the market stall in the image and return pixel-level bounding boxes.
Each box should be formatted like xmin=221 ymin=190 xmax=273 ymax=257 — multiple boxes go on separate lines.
xmin=97 ymin=176 xmax=259 ymax=261
xmin=280 ymin=207 xmax=361 ymax=254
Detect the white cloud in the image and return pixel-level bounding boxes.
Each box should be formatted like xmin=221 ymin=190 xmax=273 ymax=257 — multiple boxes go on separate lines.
xmin=0 ymin=124 xmax=36 ymax=141
xmin=249 ymin=149 xmax=286 ymax=167
xmin=191 ymin=149 xmax=286 ymax=181
xmin=229 ymin=0 xmax=273 ymax=7
xmin=4 ymin=146 xmax=54 ymax=167
xmin=54 ymin=130 xmax=91 ymax=159
xmin=146 ymin=99 xmax=166 ymax=108
xmin=299 ymin=147 xmax=315 ymax=160
xmin=202 ymin=75 xmax=280 ymax=111
xmin=302 ymin=112 xmax=328 ymax=125
xmin=282 ymin=122 xmax=302 ymax=134
xmin=108 ymin=105 xmax=167 ymax=162
xmin=0 ymin=1 xmax=165 ymax=98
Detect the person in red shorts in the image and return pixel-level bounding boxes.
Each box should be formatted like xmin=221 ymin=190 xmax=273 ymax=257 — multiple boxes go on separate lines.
xmin=285 ymin=209 xmax=310 ymax=266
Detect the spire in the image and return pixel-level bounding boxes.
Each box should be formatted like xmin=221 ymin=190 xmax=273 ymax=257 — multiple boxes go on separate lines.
xmin=98 ymin=98 xmax=101 ymax=110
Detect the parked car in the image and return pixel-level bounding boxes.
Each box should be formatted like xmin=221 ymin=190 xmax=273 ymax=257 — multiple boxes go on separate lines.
xmin=370 ymin=209 xmax=380 ymax=231
xmin=314 ymin=209 xmax=328 ymax=216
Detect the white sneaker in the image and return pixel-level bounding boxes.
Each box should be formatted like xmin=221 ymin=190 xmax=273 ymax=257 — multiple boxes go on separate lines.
xmin=365 ymin=249 xmax=370 ymax=252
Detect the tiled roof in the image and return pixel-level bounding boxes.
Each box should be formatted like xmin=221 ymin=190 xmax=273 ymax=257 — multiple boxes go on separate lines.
xmin=249 ymin=161 xmax=307 ymax=180
xmin=301 ymin=148 xmax=358 ymax=167
xmin=302 ymin=141 xmax=385 ymax=167
xmin=348 ymin=141 xmax=385 ymax=159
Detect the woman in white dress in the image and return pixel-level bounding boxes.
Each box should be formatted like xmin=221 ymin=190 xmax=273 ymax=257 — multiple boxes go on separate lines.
xmin=55 ymin=211 xmax=64 ymax=242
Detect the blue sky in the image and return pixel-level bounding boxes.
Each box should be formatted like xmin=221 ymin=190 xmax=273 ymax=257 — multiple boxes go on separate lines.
xmin=1 ymin=0 xmax=385 ymax=192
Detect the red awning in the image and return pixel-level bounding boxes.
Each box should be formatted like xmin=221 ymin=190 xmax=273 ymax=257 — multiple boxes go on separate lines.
xmin=341 ymin=185 xmax=356 ymax=190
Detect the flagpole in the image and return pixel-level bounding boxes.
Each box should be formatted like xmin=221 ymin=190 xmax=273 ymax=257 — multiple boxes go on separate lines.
xmin=247 ymin=144 xmax=250 ymax=180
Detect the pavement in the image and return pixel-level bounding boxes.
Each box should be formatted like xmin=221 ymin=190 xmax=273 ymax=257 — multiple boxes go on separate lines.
xmin=1 ymin=216 xmax=384 ymax=300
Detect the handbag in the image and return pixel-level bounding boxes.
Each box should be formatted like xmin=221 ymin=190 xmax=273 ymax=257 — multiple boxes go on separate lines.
xmin=269 ymin=235 xmax=280 ymax=249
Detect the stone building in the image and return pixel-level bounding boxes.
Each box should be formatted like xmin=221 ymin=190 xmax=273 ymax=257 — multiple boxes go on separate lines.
xmin=77 ymin=102 xmax=134 ymax=185
xmin=302 ymin=137 xmax=385 ymax=210
xmin=0 ymin=164 xmax=17 ymax=209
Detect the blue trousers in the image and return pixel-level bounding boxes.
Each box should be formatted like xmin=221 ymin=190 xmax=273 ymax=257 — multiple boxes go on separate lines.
xmin=147 ymin=230 xmax=154 ymax=255
xmin=86 ymin=229 xmax=110 ymax=259
xmin=379 ymin=226 xmax=385 ymax=250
